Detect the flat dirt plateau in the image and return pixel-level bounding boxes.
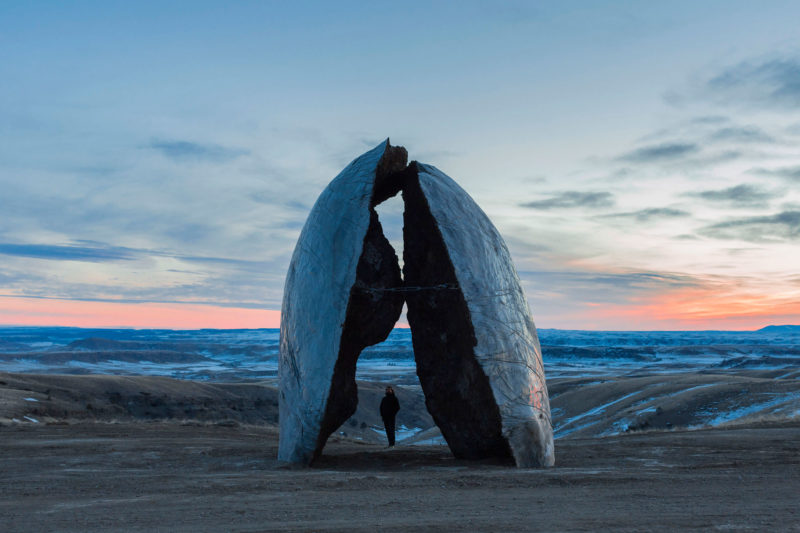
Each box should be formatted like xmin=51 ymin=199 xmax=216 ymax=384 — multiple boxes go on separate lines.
xmin=2 ymin=372 xmax=800 ymax=532
xmin=1 ymin=423 xmax=798 ymax=532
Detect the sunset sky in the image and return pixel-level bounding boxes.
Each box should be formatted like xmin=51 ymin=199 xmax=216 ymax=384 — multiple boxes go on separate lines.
xmin=1 ymin=1 xmax=799 ymax=330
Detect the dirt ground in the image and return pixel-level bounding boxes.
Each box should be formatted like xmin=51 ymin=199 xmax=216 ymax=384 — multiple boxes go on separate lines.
xmin=2 ymin=421 xmax=799 ymax=532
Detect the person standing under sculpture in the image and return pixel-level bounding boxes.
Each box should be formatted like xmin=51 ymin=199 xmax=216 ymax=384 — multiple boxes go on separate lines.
xmin=380 ymin=386 xmax=400 ymax=447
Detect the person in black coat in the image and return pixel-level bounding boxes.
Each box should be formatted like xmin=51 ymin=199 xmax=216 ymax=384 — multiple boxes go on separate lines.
xmin=379 ymin=386 xmax=400 ymax=446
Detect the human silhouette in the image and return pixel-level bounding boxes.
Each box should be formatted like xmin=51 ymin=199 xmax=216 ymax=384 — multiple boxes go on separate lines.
xmin=379 ymin=386 xmax=400 ymax=446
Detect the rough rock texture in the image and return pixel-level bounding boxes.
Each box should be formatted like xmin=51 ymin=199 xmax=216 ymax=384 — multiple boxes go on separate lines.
xmin=279 ymin=140 xmax=553 ymax=467
xmin=279 ymin=141 xmax=394 ymax=464
xmin=372 ymin=145 xmax=408 ymax=206
xmin=402 ymin=164 xmax=511 ymax=460
xmin=415 ymin=163 xmax=554 ymax=467
xmin=315 ymin=210 xmax=403 ymax=458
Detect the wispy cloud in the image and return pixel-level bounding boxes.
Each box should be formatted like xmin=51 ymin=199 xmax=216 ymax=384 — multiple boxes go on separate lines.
xmin=599 ymin=207 xmax=691 ymax=222
xmin=521 ymin=270 xmax=700 ymax=292
xmin=706 ymin=56 xmax=800 ymax=109
xmin=619 ymin=142 xmax=698 ymax=163
xmin=686 ymin=184 xmax=776 ymax=208
xmin=573 ymin=284 xmax=800 ymax=330
xmin=520 ymin=191 xmax=614 ymax=210
xmin=700 ymin=211 xmax=800 ymax=242
xmin=148 ymin=139 xmax=249 ymax=162
xmin=635 ymin=116 xmax=779 ymax=157
xmin=750 ymin=165 xmax=800 ymax=182
xmin=178 ymin=254 xmax=274 ymax=272
xmin=0 ymin=237 xmax=290 ymax=309
xmin=691 ymin=115 xmax=729 ymax=125
xmin=520 ymin=268 xmax=706 ymax=326
xmin=708 ymin=125 xmax=774 ymax=144
xmin=248 ymin=192 xmax=310 ymax=211
xmin=0 ymin=239 xmax=278 ymax=278
xmin=0 ymin=242 xmax=136 ymax=262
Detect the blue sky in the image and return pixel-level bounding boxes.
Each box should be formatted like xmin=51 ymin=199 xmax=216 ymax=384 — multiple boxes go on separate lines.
xmin=1 ymin=1 xmax=799 ymax=329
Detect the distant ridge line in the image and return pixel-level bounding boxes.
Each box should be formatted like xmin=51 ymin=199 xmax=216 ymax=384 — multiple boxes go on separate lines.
xmin=757 ymin=325 xmax=800 ymax=332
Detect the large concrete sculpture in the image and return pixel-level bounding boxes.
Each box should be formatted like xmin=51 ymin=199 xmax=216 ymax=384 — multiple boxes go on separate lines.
xmin=279 ymin=140 xmax=554 ymax=467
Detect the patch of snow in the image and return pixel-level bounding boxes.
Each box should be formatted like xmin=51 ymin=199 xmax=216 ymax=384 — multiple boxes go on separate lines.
xmin=604 ymin=418 xmax=632 ymax=435
xmin=676 ymin=383 xmax=715 ymax=395
xmin=701 ymin=392 xmax=800 ymax=427
xmin=24 ymin=397 xmax=39 ymax=402
xmin=555 ymin=390 xmax=642 ymax=438
xmin=28 ymin=342 xmax=54 ymax=349
xmin=370 ymin=425 xmax=422 ymax=442
xmin=396 ymin=425 xmax=421 ymax=442
xmin=409 ymin=435 xmax=448 ymax=446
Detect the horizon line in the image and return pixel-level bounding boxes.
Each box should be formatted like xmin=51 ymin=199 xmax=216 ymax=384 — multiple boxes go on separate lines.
xmin=1 ymin=323 xmax=796 ymax=333
xmin=1 ymin=295 xmax=797 ymax=332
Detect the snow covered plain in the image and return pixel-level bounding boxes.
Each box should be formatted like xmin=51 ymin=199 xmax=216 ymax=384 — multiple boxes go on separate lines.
xmin=1 ymin=326 xmax=799 ymax=439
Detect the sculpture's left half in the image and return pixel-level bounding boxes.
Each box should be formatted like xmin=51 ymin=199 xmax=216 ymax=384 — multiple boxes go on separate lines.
xmin=278 ymin=140 xmax=407 ymax=464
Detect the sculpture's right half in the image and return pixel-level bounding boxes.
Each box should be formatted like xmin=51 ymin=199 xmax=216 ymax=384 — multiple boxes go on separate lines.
xmin=279 ymin=140 xmax=554 ymax=468
xmin=402 ymin=161 xmax=554 ymax=468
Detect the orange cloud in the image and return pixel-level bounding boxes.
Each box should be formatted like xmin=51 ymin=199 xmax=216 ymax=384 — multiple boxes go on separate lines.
xmin=0 ymin=297 xmax=280 ymax=329
xmin=572 ymin=287 xmax=800 ymax=330
xmin=2 ymin=287 xmax=797 ymax=332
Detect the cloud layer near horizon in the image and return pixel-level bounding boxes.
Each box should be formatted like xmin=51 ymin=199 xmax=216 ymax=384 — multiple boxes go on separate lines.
xmin=1 ymin=2 xmax=799 ymax=330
